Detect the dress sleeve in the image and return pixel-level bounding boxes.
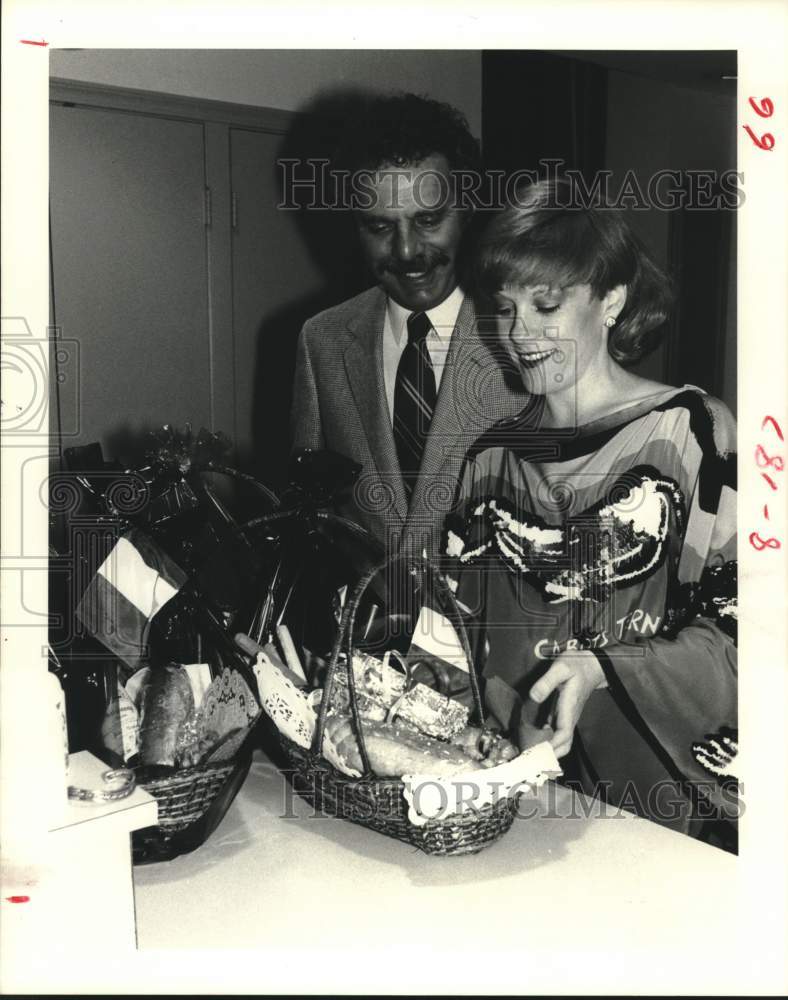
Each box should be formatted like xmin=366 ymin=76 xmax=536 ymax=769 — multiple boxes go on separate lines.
xmin=444 ymin=455 xmax=482 ymax=558
xmin=595 ymin=619 xmax=737 ymax=794
xmin=593 ymin=394 xmax=738 ymax=801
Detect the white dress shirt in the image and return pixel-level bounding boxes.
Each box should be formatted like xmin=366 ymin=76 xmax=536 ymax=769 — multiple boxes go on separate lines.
xmin=382 ymin=286 xmax=465 ymax=423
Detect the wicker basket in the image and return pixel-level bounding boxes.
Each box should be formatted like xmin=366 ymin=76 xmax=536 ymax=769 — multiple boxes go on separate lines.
xmin=132 ymin=750 xmax=254 ymax=864
xmin=279 ymin=736 xmax=518 ymax=856
xmin=130 ymin=651 xmax=262 ymax=865
xmin=279 ymin=553 xmax=520 ymax=857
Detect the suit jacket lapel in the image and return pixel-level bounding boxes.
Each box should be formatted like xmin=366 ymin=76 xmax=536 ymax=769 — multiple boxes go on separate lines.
xmin=410 ymin=295 xmax=477 ymax=510
xmin=343 ymin=289 xmax=409 ymax=523
xmin=410 ymin=298 xmax=526 ymax=515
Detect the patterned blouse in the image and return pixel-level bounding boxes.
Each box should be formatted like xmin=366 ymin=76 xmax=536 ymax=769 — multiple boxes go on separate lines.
xmin=443 ymin=385 xmax=738 ymax=835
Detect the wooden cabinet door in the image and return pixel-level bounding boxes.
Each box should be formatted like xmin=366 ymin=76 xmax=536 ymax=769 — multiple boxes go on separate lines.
xmin=50 ymin=104 xmax=212 ymax=461
xmin=229 ymin=126 xmax=332 ymax=484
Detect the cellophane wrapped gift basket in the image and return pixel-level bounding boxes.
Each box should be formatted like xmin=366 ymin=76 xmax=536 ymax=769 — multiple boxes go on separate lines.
xmin=102 ymin=617 xmax=263 ymax=865
xmin=73 ymin=565 xmax=264 ymax=864
xmin=55 ymin=426 xmax=273 ymax=863
xmin=257 ymin=553 xmax=562 ymax=857
xmin=51 ymin=428 xmax=262 ymax=862
xmin=51 ymin=429 xmax=387 ymax=863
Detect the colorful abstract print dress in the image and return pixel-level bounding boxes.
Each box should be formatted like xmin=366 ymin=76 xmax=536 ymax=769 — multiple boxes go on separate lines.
xmin=444 ymin=386 xmax=737 ymax=835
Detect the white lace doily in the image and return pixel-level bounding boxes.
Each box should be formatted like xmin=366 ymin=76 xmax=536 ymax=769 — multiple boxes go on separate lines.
xmin=254 ymin=652 xmax=313 ymax=748
xmin=254 ymin=652 xmax=360 ymax=777
xmin=401 ymin=742 xmax=562 ymax=826
xmin=201 ymin=668 xmax=260 ymax=737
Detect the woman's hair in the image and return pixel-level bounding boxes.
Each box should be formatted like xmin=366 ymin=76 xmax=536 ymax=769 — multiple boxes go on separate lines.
xmin=471 ymin=178 xmax=674 ymax=365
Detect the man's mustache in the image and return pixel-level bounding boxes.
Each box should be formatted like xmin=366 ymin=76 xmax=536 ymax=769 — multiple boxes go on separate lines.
xmin=377 ymin=252 xmax=451 ymax=277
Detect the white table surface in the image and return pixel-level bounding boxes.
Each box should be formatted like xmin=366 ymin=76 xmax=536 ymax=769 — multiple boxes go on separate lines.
xmin=130 ymin=748 xmax=739 ymax=993
xmin=54 ymin=749 xmax=158 ymax=834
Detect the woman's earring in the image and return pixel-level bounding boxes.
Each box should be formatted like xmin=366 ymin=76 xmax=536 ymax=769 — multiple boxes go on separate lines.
xmin=604 ymin=316 xmax=616 ymax=329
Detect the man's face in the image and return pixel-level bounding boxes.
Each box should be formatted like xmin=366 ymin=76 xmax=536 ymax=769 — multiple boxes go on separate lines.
xmin=355 ymin=154 xmax=466 ymax=312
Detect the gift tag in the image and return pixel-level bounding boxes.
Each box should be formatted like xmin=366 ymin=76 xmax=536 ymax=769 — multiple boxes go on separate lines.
xmin=182 ymin=662 xmax=213 ymax=709
xmin=409 ymin=606 xmax=469 ymax=673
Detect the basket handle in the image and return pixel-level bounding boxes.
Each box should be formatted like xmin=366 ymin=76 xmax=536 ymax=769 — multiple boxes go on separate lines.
xmin=184 ymin=582 xmax=263 ymax=709
xmin=313 ymin=552 xmax=484 ymax=776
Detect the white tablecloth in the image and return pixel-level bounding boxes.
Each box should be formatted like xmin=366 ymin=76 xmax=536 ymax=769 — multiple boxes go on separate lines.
xmin=131 ymin=749 xmax=737 ymax=993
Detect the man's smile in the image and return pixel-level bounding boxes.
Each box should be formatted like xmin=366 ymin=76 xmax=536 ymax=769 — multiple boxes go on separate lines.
xmin=393 ymin=264 xmax=441 ymax=286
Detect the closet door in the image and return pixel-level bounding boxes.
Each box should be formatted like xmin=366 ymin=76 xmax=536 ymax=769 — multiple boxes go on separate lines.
xmin=229 ymin=126 xmax=329 ymax=483
xmin=50 ymin=104 xmax=212 ymax=460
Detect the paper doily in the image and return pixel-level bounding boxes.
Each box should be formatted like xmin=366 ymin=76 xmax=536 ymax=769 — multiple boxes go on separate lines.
xmin=401 ymin=741 xmax=562 ymax=826
xmin=254 ymin=652 xmax=361 ymax=777
xmin=200 ymin=668 xmax=260 ymax=738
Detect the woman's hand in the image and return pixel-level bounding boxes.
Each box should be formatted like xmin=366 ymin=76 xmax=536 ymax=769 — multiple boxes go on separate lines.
xmin=528 ymin=651 xmax=607 ymax=759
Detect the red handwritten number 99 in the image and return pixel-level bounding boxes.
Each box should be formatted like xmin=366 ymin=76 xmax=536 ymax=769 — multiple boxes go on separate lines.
xmin=744 ymin=96 xmax=775 ymax=151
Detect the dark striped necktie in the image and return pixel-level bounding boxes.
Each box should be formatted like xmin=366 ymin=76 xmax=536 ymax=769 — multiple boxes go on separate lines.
xmin=393 ymin=311 xmax=437 ymax=498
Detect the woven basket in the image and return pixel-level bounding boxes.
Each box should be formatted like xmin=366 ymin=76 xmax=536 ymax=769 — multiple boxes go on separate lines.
xmin=280 ymin=736 xmax=518 ymax=856
xmin=132 ymin=750 xmax=253 ymax=864
xmin=130 ymin=650 xmax=262 ymax=865
xmin=280 ymin=553 xmax=519 ymax=856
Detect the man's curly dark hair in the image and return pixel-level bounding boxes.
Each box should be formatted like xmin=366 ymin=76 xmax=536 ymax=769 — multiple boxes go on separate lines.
xmin=332 ymin=92 xmax=482 ymax=176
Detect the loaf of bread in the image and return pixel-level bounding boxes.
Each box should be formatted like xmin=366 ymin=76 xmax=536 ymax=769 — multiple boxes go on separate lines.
xmin=137 ymin=664 xmax=195 ymax=767
xmin=325 ymin=714 xmax=517 ymax=778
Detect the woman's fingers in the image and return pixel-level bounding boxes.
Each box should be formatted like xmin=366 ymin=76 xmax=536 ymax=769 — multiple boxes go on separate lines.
xmin=529 ymin=652 xmax=603 ymax=758
xmin=551 ymin=679 xmax=581 ymax=758
xmin=529 ymin=661 xmax=572 ymax=755
xmin=529 ymin=659 xmax=571 ymax=704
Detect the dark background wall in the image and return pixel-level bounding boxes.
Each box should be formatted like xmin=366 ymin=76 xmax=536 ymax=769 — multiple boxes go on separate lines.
xmin=482 ymin=50 xmax=737 ymax=411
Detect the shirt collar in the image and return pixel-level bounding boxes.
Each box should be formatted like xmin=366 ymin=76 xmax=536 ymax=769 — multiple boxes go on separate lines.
xmin=386 ymin=286 xmax=465 ymax=344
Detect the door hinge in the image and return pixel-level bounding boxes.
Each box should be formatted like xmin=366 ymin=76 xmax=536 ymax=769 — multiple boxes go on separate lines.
xmin=203 ymin=187 xmax=212 ymax=228
xmin=231 ymin=191 xmax=238 ymax=231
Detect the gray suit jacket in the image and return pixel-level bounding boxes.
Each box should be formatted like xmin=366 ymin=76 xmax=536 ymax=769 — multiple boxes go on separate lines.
xmin=291 ymin=285 xmax=528 ymax=557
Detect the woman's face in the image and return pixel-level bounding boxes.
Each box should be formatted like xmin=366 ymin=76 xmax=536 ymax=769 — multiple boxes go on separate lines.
xmin=492 ymin=282 xmax=614 ymax=397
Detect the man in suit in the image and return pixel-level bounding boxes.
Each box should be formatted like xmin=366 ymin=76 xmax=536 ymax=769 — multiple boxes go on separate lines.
xmin=291 ymin=93 xmax=527 ymax=561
